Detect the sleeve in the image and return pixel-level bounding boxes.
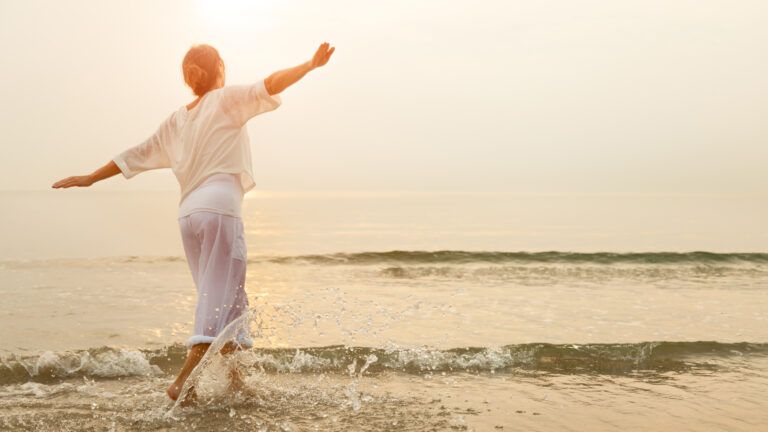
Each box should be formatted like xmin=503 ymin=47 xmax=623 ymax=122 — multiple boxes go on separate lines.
xmin=220 ymin=78 xmax=282 ymax=127
xmin=112 ymin=115 xmax=173 ymax=179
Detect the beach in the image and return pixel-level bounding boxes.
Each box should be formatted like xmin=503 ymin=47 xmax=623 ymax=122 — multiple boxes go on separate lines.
xmin=3 ymin=0 xmax=767 ymax=428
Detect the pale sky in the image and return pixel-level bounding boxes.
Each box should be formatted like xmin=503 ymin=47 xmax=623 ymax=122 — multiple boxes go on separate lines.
xmin=1 ymin=0 xmax=766 ymax=194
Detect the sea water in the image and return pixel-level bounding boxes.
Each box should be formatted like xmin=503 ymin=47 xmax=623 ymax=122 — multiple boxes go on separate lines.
xmin=0 ymin=190 xmax=766 ymax=431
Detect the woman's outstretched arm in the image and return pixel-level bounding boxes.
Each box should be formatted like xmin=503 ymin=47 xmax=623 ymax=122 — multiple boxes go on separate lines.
xmin=264 ymin=42 xmax=335 ymax=96
xmin=51 ymin=160 xmax=121 ymax=189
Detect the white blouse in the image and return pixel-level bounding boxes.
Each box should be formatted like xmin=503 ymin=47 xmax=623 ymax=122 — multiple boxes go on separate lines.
xmin=112 ymin=78 xmax=282 ymax=205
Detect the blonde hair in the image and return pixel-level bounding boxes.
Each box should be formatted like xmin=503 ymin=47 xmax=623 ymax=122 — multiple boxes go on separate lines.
xmin=182 ymin=44 xmax=223 ymax=97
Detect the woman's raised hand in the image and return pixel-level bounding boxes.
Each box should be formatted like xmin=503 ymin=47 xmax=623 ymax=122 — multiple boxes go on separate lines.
xmin=52 ymin=175 xmax=94 ymax=189
xmin=310 ymin=42 xmax=335 ymax=69
xmin=264 ymin=43 xmax=336 ymax=95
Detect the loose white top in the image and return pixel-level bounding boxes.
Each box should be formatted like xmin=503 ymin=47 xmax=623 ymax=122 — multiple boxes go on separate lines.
xmin=112 ymin=78 xmax=282 ymax=204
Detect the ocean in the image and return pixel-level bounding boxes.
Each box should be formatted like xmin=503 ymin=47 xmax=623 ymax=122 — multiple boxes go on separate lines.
xmin=0 ymin=190 xmax=766 ymax=431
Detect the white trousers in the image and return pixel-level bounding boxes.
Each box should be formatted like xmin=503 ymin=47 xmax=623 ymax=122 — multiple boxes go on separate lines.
xmin=179 ymin=211 xmax=251 ymax=349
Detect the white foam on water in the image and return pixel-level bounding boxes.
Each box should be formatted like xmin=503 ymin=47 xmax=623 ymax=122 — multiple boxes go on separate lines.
xmin=16 ymin=348 xmax=163 ymax=380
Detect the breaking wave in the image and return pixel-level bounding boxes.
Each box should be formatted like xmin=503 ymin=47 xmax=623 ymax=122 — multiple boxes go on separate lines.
xmin=2 ymin=341 xmax=766 ymax=385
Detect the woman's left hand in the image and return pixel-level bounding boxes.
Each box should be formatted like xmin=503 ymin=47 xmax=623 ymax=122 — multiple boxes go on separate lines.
xmin=52 ymin=175 xmax=94 ymax=188
xmin=309 ymin=42 xmax=335 ymax=69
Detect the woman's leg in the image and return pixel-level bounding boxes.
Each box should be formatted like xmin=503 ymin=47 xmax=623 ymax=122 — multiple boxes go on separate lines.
xmin=168 ymin=215 xmax=208 ymax=402
xmin=165 ymin=341 xmax=245 ymax=402
xmin=168 ymin=213 xmax=251 ymax=401
xmin=166 ymin=343 xmax=210 ymax=401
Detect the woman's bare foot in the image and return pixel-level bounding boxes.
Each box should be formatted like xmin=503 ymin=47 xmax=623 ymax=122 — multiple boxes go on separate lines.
xmin=166 ymin=382 xmax=182 ymax=401
xmin=166 ymin=378 xmax=192 ymax=401
xmin=167 ymin=378 xmax=199 ymax=405
xmin=167 ymin=343 xmax=211 ymax=402
xmin=166 ymin=341 xmax=246 ymax=402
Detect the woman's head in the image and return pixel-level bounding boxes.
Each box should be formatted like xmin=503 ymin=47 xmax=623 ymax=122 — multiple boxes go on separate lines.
xmin=182 ymin=44 xmax=225 ymax=97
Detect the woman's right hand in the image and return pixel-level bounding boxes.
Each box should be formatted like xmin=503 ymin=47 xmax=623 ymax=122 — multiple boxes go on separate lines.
xmin=52 ymin=161 xmax=121 ymax=189
xmin=310 ymin=42 xmax=335 ymax=69
xmin=52 ymin=175 xmax=94 ymax=189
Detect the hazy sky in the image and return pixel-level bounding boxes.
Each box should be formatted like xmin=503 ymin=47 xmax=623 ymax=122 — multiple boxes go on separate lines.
xmin=1 ymin=0 xmax=766 ymax=194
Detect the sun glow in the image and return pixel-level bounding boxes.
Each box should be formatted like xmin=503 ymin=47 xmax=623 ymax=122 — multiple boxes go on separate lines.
xmin=194 ymin=0 xmax=281 ymax=34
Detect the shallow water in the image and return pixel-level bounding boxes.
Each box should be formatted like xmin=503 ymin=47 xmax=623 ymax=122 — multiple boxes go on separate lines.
xmin=0 ymin=191 xmax=767 ymax=430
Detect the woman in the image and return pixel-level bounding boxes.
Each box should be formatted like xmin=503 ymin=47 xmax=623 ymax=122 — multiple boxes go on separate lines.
xmin=52 ymin=42 xmax=335 ymax=401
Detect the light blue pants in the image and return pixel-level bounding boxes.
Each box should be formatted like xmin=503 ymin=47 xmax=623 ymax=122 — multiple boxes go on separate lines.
xmin=179 ymin=211 xmax=252 ymax=349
